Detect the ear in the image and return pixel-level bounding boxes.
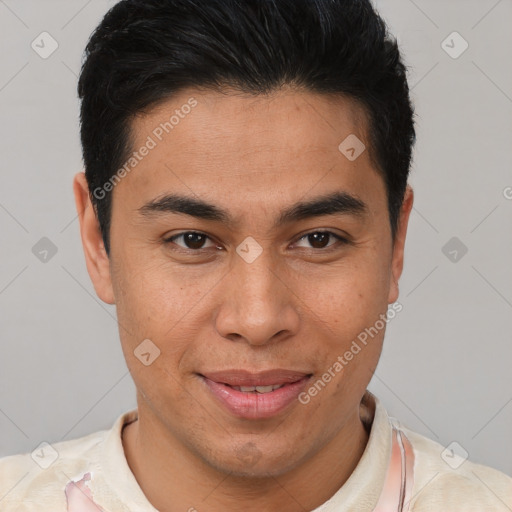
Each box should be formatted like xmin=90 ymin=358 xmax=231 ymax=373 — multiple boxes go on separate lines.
xmin=73 ymin=172 xmax=115 ymax=305
xmin=387 ymin=185 xmax=414 ymax=304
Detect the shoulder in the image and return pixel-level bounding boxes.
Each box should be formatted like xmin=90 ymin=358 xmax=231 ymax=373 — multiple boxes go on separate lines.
xmin=400 ymin=425 xmax=512 ymax=511
xmin=0 ymin=428 xmax=108 ymax=511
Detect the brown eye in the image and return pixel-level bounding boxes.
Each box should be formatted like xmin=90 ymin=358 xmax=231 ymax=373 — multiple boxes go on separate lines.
xmin=165 ymin=232 xmax=215 ymax=251
xmin=307 ymin=232 xmax=330 ymax=249
xmin=294 ymin=231 xmax=348 ymax=250
xmin=183 ymin=232 xmax=207 ymax=249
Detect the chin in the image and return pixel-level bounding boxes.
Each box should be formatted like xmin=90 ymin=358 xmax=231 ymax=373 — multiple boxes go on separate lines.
xmin=214 ymin=461 xmax=295 ymax=480
xmin=204 ymin=445 xmax=304 ymax=479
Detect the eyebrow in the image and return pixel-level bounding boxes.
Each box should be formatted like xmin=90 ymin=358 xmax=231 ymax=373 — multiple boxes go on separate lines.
xmin=138 ymin=190 xmax=368 ymax=229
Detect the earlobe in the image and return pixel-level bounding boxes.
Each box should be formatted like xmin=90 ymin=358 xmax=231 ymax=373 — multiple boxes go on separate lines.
xmin=388 ymin=185 xmax=414 ymax=304
xmin=73 ymin=172 xmax=115 ymax=305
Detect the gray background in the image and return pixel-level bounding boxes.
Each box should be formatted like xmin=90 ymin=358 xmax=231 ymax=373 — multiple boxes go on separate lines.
xmin=0 ymin=0 xmax=511 ymax=479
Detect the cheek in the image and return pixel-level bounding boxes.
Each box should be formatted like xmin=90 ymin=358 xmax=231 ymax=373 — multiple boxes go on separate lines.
xmin=113 ymin=256 xmax=201 ymax=333
xmin=298 ymin=250 xmax=390 ymax=382
xmin=112 ymin=263 xmax=202 ymax=399
xmin=112 ymin=260 xmax=221 ymax=394
xmin=303 ymin=252 xmax=391 ymax=329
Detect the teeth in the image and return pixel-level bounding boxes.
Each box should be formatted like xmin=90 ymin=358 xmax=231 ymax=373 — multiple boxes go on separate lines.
xmin=239 ymin=386 xmax=258 ymax=392
xmin=231 ymin=384 xmax=284 ymax=393
xmin=255 ymin=385 xmax=274 ymax=393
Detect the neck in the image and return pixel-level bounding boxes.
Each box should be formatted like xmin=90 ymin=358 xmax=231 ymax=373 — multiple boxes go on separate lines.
xmin=122 ymin=400 xmax=370 ymax=512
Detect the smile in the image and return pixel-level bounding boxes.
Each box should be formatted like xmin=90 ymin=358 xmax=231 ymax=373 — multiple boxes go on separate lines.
xmin=198 ymin=369 xmax=312 ymax=419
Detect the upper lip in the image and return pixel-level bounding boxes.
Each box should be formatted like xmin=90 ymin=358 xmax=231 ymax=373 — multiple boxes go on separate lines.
xmin=200 ymin=369 xmax=312 ymax=387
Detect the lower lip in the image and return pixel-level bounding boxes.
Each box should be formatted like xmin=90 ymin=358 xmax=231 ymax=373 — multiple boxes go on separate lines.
xmin=200 ymin=375 xmax=312 ymax=420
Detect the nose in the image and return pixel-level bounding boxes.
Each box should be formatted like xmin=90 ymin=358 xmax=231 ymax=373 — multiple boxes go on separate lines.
xmin=214 ymin=247 xmax=300 ymax=346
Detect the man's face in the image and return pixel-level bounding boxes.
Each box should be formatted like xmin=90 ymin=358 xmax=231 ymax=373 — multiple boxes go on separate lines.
xmin=79 ymin=87 xmax=411 ymax=477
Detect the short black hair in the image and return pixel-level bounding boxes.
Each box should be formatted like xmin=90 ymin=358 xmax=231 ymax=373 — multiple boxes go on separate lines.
xmin=78 ymin=0 xmax=415 ymax=256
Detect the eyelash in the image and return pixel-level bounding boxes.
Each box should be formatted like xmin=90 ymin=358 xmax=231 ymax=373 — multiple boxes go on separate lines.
xmin=163 ymin=230 xmax=350 ymax=253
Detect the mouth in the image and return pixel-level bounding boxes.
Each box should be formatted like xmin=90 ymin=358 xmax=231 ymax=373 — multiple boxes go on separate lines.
xmin=198 ymin=369 xmax=313 ymax=419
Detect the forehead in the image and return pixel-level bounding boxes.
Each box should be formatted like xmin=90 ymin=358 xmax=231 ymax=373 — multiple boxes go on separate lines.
xmin=116 ymin=87 xmax=384 ymax=220
xmin=133 ymin=86 xmax=369 ymax=157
